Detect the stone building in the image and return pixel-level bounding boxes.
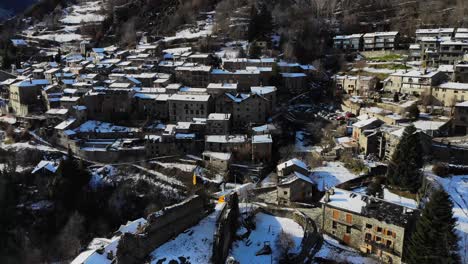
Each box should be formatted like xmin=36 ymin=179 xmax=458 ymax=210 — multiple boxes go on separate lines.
xmin=9 ymin=79 xmax=50 ymax=116
xmin=454 ymin=62 xmax=468 ymax=83
xmin=333 ymin=75 xmax=378 ymax=96
xmin=251 ymin=134 xmax=272 ymax=163
xmin=321 ymin=188 xmax=418 ymax=264
xmin=433 ymin=82 xmax=468 ymax=106
xmin=277 ymin=171 xmax=315 ymax=205
xmin=168 ymin=93 xmax=212 ymax=122
xmin=277 ymin=158 xmax=309 ymax=178
xmin=206 ymin=113 xmax=231 ymax=135
xmin=211 ymin=68 xmax=261 ymax=91
xmin=83 ymin=88 xmax=135 ymax=122
xmin=281 ymin=73 xmax=307 ymax=94
xmin=205 ymin=135 xmax=250 ymax=161
xmin=383 ymin=70 xmax=447 ymax=95
xmin=438 ymin=41 xmax=468 ymax=65
xmin=175 ymin=65 xmax=212 ymax=87
xmin=227 ymin=93 xmax=270 ymax=130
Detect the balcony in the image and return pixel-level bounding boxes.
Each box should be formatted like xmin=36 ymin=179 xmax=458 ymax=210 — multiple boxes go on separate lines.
xmin=364 ymin=239 xmax=400 ymax=257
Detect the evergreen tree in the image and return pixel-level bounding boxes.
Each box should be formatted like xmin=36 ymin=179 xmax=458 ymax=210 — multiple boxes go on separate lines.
xmin=406 ymin=189 xmax=460 ymax=264
xmin=247 ymin=4 xmax=273 ymax=42
xmin=386 ymin=125 xmax=423 ymax=193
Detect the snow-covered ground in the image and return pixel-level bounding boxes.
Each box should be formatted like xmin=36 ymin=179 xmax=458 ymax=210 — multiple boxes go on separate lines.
xmin=0 ymin=141 xmax=58 ymax=152
xmin=22 ymin=1 xmax=106 ymax=43
xmin=426 ymin=171 xmax=468 ymax=263
xmin=314 ymin=235 xmax=378 ymax=264
xmin=150 ymin=202 xmax=225 ymax=264
xmin=151 ymin=161 xmax=197 ymax=172
xmin=311 ymin=162 xmax=360 ymax=191
xmin=230 ymin=213 xmax=304 ymax=264
xmin=295 ymin=131 xmax=323 ymax=153
xmin=164 ymin=13 xmax=214 ymax=42
xmin=60 ymin=1 xmax=105 ymax=24
xmin=383 ymin=188 xmax=418 ymax=209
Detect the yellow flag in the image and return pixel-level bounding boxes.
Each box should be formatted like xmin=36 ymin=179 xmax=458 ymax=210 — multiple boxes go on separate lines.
xmin=218 ymin=195 xmax=225 ymax=203
xmin=193 ymin=172 xmax=197 ymax=185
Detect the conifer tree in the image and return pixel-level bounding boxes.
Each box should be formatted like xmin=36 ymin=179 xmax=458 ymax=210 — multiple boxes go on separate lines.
xmin=406 ymin=189 xmax=460 ymax=264
xmin=386 ymin=125 xmax=423 ymax=193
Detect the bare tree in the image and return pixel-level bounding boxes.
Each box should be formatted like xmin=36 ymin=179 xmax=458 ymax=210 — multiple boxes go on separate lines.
xmin=276 ymin=231 xmax=295 ymax=258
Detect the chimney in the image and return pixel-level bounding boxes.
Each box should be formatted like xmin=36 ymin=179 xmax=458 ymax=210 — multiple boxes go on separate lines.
xmin=324 ymin=191 xmax=330 ymax=203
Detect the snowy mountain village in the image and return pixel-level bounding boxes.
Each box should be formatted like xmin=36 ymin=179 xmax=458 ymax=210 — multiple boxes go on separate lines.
xmin=0 ymin=1 xmax=467 ymax=264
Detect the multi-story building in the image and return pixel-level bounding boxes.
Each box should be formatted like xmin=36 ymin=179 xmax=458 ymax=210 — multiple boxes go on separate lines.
xmin=222 ymin=58 xmax=275 ymax=71
xmin=439 ymin=41 xmax=468 ymax=65
xmin=9 ymin=79 xmax=50 ymax=116
xmin=168 ymin=93 xmax=212 ymax=122
xmin=363 ymin=32 xmax=399 ymax=50
xmin=384 ymin=70 xmax=447 ymax=95
xmin=453 ymin=101 xmax=468 ymax=135
xmin=83 ymin=88 xmax=135 ymax=122
xmin=409 ymin=44 xmax=421 ymax=61
xmin=175 ymin=65 xmax=212 ymax=87
xmin=433 ymin=82 xmax=468 ymax=106
xmin=321 ymin=188 xmax=418 ymax=264
xmin=227 ymin=93 xmax=270 ymax=129
xmin=333 ymin=34 xmax=364 ymax=51
xmin=333 ymin=75 xmax=378 ymax=96
xmin=454 ymin=62 xmax=468 ymax=83
xmin=206 ymin=113 xmax=231 ymax=135
xmin=211 ymin=68 xmax=261 ymax=91
xmin=415 ymin=28 xmax=455 ymax=42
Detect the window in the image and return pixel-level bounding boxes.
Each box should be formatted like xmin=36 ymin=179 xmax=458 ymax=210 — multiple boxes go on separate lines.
xmin=377 ymin=227 xmax=383 ymax=233
xmin=346 ymin=214 xmax=353 ymax=224
xmin=366 ymin=224 xmax=372 ymax=229
xmin=387 ymin=230 xmax=393 ymax=236
xmin=346 ymin=226 xmax=351 ymax=234
xmin=333 ymin=210 xmax=340 ymax=220
xmin=283 ymin=191 xmax=288 ymax=195
xmin=332 ymin=221 xmax=337 ymax=229
xmin=365 ymin=233 xmax=372 ymax=240
xmin=376 ymin=236 xmax=382 ymax=242
xmin=386 ymin=240 xmax=392 ymax=247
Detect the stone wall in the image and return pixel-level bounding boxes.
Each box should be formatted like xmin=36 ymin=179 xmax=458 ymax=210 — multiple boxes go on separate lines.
xmin=117 ymin=195 xmax=211 ymax=264
xmin=256 ymin=204 xmax=320 ymax=263
xmin=212 ymin=195 xmax=239 ymax=264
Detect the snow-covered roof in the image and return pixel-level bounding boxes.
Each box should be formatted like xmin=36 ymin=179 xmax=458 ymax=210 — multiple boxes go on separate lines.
xmin=252 ymin=134 xmax=273 ymax=144
xmin=352 ymin=117 xmax=379 ymax=128
xmin=277 ymin=158 xmax=308 ymax=172
xmin=55 ymin=118 xmax=77 ymax=130
xmin=437 ymin=82 xmax=468 ymax=90
xmin=206 ymin=135 xmax=247 ymax=143
xmin=456 ymin=101 xmax=468 ymax=107
xmin=202 ymin=151 xmax=232 ymax=161
xmin=280 ymin=171 xmax=314 ymax=185
xmin=321 ymin=188 xmax=367 ymax=213
xmin=208 ymin=113 xmax=231 ymax=120
xmin=251 ymin=86 xmax=277 ymax=95
xmin=32 ymin=160 xmax=59 ymax=174
xmin=169 ymin=93 xmax=210 ymax=102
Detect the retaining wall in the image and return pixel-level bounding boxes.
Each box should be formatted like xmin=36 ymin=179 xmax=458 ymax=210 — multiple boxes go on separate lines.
xmin=117 ymin=195 xmax=210 ymax=264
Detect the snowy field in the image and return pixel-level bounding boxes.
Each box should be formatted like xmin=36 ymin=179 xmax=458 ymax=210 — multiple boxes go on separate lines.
xmin=151 ymin=161 xmax=197 ymax=172
xmin=295 ymin=131 xmax=323 ymax=153
xmin=311 ymin=162 xmax=360 ymax=191
xmin=150 ymin=203 xmax=225 ymax=264
xmin=426 ymin=171 xmax=468 ymax=263
xmin=60 ymin=1 xmax=105 ymax=24
xmin=164 ymin=13 xmax=214 ymax=42
xmin=314 ymin=235 xmax=378 ymax=264
xmin=230 ymin=213 xmax=304 ymax=263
